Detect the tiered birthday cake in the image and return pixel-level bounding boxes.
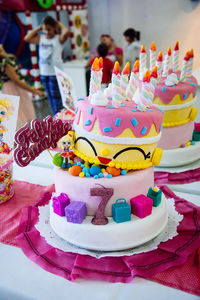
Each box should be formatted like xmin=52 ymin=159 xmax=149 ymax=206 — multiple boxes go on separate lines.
xmin=49 ymin=59 xmax=168 ymax=251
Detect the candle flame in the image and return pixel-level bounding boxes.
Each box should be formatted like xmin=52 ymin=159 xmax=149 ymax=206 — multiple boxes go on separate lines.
xmin=167 ymin=46 xmax=172 ymax=56
xmin=174 ymin=41 xmax=179 ymax=51
xmin=132 ymin=60 xmax=139 ymax=73
xmin=122 ymin=62 xmax=130 ymax=75
xmin=140 ymin=44 xmax=146 ymax=53
xmin=157 ymin=51 xmax=163 ymax=62
xmin=143 ymin=69 xmax=151 ymax=82
xmin=92 ymin=57 xmax=100 ymax=71
xmin=184 ymin=51 xmax=190 ymax=61
xmin=113 ymin=61 xmax=120 ymax=75
xmin=190 ymin=49 xmax=194 ymax=59
xmin=150 ymin=66 xmax=158 ymax=79
xmin=150 ymin=41 xmax=156 ymax=51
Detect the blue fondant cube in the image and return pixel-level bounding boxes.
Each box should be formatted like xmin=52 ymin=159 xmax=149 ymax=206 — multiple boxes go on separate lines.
xmin=147 ymin=187 xmax=162 ymax=207
xmin=192 ymin=129 xmax=200 ymax=141
xmin=112 ymin=198 xmax=131 ymax=223
xmin=65 ymin=201 xmax=87 ymax=224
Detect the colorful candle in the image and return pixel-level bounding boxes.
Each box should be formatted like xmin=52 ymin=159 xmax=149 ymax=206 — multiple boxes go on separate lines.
xmin=150 ymin=41 xmax=156 ymax=72
xmin=162 ymin=46 xmax=171 ymax=77
xmin=139 ymin=45 xmax=147 ymax=80
xmin=120 ymin=62 xmax=130 ymax=101
xmin=140 ymin=69 xmax=151 ymax=107
xmin=186 ymin=49 xmax=194 ymax=77
xmin=172 ymin=41 xmax=179 ymax=72
xmin=180 ymin=51 xmax=190 ymax=82
xmin=149 ymin=66 xmax=158 ymax=102
xmin=112 ymin=61 xmax=122 ymax=107
xmin=98 ymin=56 xmax=103 ymax=87
xmin=156 ymin=51 xmax=163 ymax=80
xmin=126 ymin=60 xmax=139 ymax=101
xmin=89 ymin=57 xmax=100 ymax=98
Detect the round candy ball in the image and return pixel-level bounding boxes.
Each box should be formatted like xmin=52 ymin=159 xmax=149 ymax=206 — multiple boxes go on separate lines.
xmin=69 ymin=165 xmax=82 ymax=176
xmin=53 ymin=153 xmax=63 ymax=167
xmin=106 ymin=166 xmax=121 ymax=177
xmin=90 ymin=165 xmax=101 ymax=177
xmin=82 ymin=167 xmax=90 ymax=174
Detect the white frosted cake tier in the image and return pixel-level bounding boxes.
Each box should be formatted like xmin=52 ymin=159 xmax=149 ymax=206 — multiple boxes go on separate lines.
xmin=50 ymin=194 xmax=168 ymax=251
xmin=54 ymin=166 xmax=154 ymax=217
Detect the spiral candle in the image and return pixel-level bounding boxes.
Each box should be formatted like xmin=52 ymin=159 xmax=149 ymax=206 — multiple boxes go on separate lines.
xmin=150 ymin=41 xmax=156 ymax=71
xmin=156 ymin=51 xmax=163 ymax=80
xmin=139 ymin=45 xmax=147 ymax=80
xmin=149 ymin=66 xmax=158 ymax=102
xmin=162 ymin=46 xmax=171 ymax=77
xmin=89 ymin=58 xmax=100 ymax=98
xmin=172 ymin=41 xmax=179 ymax=72
xmin=112 ymin=61 xmax=122 ymax=107
xmin=180 ymin=51 xmax=190 ymax=82
xmin=120 ymin=62 xmax=130 ymax=101
xmin=186 ymin=49 xmax=194 ymax=77
xmin=126 ymin=60 xmax=139 ymax=101
xmin=98 ymin=57 xmax=103 ymax=89
xmin=140 ymin=69 xmax=151 ymax=107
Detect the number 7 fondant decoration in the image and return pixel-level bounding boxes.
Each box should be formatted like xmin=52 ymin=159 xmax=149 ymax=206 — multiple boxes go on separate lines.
xmin=90 ymin=186 xmax=113 ymax=225
xmin=14 ymin=116 xmax=72 ymax=167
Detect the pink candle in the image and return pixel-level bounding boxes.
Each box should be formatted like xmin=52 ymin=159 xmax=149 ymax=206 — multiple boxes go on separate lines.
xmin=89 ymin=58 xmax=100 ymax=97
xmin=139 ymin=45 xmax=147 ymax=80
xmin=156 ymin=51 xmax=163 ymax=80
xmin=140 ymin=69 xmax=151 ymax=107
xmin=120 ymin=62 xmax=130 ymax=101
xmin=112 ymin=61 xmax=122 ymax=107
xmin=150 ymin=41 xmax=156 ymax=72
xmin=186 ymin=49 xmax=194 ymax=77
xmin=162 ymin=46 xmax=171 ymax=77
xmin=149 ymin=66 xmax=158 ymax=102
xmin=126 ymin=60 xmax=139 ymax=101
xmin=172 ymin=41 xmax=179 ymax=72
xmin=180 ymin=51 xmax=190 ymax=82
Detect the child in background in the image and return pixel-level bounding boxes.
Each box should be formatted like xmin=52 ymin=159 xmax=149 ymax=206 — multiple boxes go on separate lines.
xmin=89 ymin=44 xmax=114 ymax=89
xmin=123 ymin=28 xmax=141 ymax=69
xmin=24 ymin=16 xmax=69 ymax=115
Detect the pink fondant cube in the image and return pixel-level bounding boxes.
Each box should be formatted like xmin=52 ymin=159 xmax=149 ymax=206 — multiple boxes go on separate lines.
xmin=53 ymin=193 xmax=70 ymax=216
xmin=194 ymin=123 xmax=200 ymax=132
xmin=130 ymin=194 xmax=153 ymax=218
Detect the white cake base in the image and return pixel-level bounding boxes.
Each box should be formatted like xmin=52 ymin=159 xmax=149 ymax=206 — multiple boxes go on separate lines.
xmin=158 ymin=141 xmax=200 ymax=167
xmin=50 ymin=195 xmax=168 ymax=252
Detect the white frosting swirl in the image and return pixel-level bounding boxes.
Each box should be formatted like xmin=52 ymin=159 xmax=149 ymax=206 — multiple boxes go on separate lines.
xmin=91 ymin=90 xmax=109 ymax=106
xmin=165 ymin=73 xmax=179 ymax=86
xmin=104 ymin=83 xmax=112 ymax=99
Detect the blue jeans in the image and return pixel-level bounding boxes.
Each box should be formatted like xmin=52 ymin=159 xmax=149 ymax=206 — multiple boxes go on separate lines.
xmin=40 ymin=75 xmax=63 ymax=115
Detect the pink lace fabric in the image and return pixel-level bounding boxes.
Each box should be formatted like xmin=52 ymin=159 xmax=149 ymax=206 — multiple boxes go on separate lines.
xmin=15 ymin=184 xmax=200 ymax=295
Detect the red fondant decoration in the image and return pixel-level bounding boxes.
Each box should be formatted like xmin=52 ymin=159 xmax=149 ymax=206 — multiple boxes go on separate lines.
xmin=14 ymin=116 xmax=72 ymax=167
xmin=90 ymin=186 xmax=113 ymax=225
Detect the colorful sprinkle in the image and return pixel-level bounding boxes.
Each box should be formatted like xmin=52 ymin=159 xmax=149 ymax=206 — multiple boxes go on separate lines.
xmin=189 ymin=83 xmax=196 ymax=86
xmin=186 ymin=78 xmax=192 ymax=81
xmin=77 ymin=98 xmax=84 ymax=101
xmin=120 ymin=104 xmax=125 ymax=107
xmin=183 ymin=93 xmax=187 ymax=99
xmin=191 ymin=141 xmax=195 ymax=145
xmin=158 ymin=108 xmax=164 ymax=114
xmin=162 ymin=86 xmax=166 ymax=92
xmin=141 ymin=126 xmax=147 ymax=135
xmin=103 ymin=127 xmax=112 ymax=132
xmin=84 ymin=120 xmax=91 ymax=126
xmin=115 ymin=118 xmax=121 ymax=126
xmin=194 ymin=92 xmax=197 ymax=96
xmin=75 ymin=107 xmax=78 ymax=113
xmin=160 ymin=124 xmax=163 ymax=131
xmin=172 ymin=85 xmax=175 ymax=87
xmin=88 ymin=107 xmax=93 ymax=114
xmin=106 ymin=106 xmax=115 ymax=109
xmin=131 ymin=118 xmax=138 ymax=127
xmin=132 ymin=109 xmax=137 ymax=112
xmin=146 ymin=108 xmax=153 ymax=111
xmin=177 ymin=77 xmax=180 ymax=80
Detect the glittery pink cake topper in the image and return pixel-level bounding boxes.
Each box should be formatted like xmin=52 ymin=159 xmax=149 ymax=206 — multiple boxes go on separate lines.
xmin=14 ymin=116 xmax=72 ymax=167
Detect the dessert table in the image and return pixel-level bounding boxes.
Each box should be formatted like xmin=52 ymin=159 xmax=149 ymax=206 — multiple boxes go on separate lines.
xmin=0 ymin=162 xmax=199 ymax=300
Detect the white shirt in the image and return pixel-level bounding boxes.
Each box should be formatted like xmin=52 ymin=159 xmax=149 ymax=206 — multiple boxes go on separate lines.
xmin=124 ymin=41 xmax=141 ymax=69
xmin=39 ymin=34 xmax=63 ymax=76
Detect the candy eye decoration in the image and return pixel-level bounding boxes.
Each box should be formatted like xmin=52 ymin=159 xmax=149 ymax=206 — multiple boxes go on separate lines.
xmin=0 ymin=111 xmax=5 ymax=115
xmin=75 ymin=136 xmax=97 ymax=156
xmin=113 ymin=147 xmax=151 ymax=160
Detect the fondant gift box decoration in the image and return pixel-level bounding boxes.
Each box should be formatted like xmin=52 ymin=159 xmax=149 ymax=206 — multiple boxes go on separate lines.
xmin=147 ymin=187 xmax=162 ymax=207
xmin=53 ymin=193 xmax=70 ymax=216
xmin=192 ymin=123 xmax=200 ymax=141
xmin=65 ymin=201 xmax=87 ymax=224
xmin=130 ymin=195 xmax=153 ymax=218
xmin=112 ymin=198 xmax=131 ymax=223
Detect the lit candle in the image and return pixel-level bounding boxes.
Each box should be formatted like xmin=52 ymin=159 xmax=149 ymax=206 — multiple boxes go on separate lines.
xmin=120 ymin=62 xmax=130 ymax=101
xmin=140 ymin=69 xmax=151 ymax=107
xmin=186 ymin=49 xmax=194 ymax=77
xmin=150 ymin=41 xmax=156 ymax=72
xmin=112 ymin=61 xmax=122 ymax=107
xmin=156 ymin=51 xmax=163 ymax=80
xmin=149 ymin=66 xmax=158 ymax=102
xmin=89 ymin=57 xmax=100 ymax=98
xmin=162 ymin=46 xmax=171 ymax=77
xmin=180 ymin=51 xmax=190 ymax=82
xmin=172 ymin=41 xmax=179 ymax=72
xmin=126 ymin=60 xmax=139 ymax=101
xmin=139 ymin=45 xmax=147 ymax=80
xmin=98 ymin=56 xmax=103 ymax=88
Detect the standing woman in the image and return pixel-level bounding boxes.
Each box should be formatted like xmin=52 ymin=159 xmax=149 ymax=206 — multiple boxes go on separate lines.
xmin=0 ymin=44 xmax=43 ymax=129
xmin=24 ymin=16 xmax=69 ymax=115
xmin=123 ymin=28 xmax=141 ymax=69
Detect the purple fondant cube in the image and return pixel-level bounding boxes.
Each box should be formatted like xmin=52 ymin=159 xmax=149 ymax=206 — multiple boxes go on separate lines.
xmin=130 ymin=194 xmax=153 ymax=218
xmin=53 ymin=193 xmax=70 ymax=216
xmin=65 ymin=201 xmax=87 ymax=224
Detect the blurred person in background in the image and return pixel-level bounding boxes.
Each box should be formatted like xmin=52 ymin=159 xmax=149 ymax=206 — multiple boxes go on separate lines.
xmin=123 ymin=28 xmax=141 ymax=68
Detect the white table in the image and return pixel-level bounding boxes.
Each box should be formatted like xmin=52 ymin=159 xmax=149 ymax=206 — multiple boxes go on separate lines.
xmin=0 ymin=163 xmax=199 ymax=300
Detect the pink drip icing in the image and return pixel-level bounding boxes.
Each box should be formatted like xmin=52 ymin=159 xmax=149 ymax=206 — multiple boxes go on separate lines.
xmin=74 ymin=98 xmax=163 ymax=138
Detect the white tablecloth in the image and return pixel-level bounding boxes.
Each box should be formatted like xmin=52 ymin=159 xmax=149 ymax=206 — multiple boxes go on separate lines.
xmin=0 ymin=163 xmax=199 ymax=300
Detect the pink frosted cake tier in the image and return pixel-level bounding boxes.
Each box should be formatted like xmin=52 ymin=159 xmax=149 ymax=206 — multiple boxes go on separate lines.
xmin=54 ymin=166 xmax=154 ymax=217
xmin=158 ymin=121 xmax=194 ymax=149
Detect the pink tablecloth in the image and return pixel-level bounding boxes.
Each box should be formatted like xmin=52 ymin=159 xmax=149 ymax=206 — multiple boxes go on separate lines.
xmin=155 ymin=167 xmax=200 ymax=185
xmin=11 ymin=183 xmax=200 ymax=296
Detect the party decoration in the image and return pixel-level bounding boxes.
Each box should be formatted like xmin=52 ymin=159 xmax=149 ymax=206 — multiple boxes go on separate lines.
xmin=89 ymin=58 xmax=100 ymax=97
xmin=156 ymin=51 xmax=163 ymax=80
xmin=186 ymin=49 xmax=194 ymax=77
xmin=165 ymin=73 xmax=179 ymax=86
xmin=65 ymin=201 xmax=87 ymax=224
xmin=112 ymin=61 xmax=122 ymax=107
xmin=162 ymin=46 xmax=171 ymax=77
xmin=180 ymin=51 xmax=190 ymax=82
xmin=140 ymin=69 xmax=151 ymax=106
xmin=14 ymin=116 xmax=72 ymax=167
xmin=112 ymin=198 xmax=131 ymax=223
xmin=149 ymin=66 xmax=158 ymax=102
xmin=150 ymin=41 xmax=156 ymax=71
xmin=172 ymin=41 xmax=179 ymax=72
xmin=126 ymin=60 xmax=139 ymax=101
xmin=120 ymin=62 xmax=130 ymax=101
xmin=130 ymin=194 xmax=153 ymax=218
xmin=139 ymin=45 xmax=147 ymax=80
